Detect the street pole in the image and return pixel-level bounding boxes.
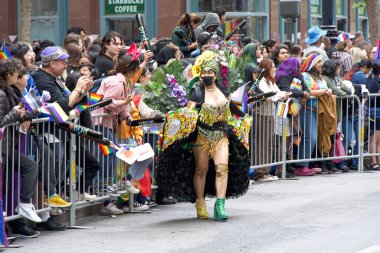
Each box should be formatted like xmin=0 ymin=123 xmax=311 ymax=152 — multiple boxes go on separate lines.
xmin=320 ymin=0 xmax=339 ymax=47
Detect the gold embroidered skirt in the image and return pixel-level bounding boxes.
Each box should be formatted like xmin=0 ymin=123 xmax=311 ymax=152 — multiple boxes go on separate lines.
xmin=194 ymin=126 xmax=229 ymax=157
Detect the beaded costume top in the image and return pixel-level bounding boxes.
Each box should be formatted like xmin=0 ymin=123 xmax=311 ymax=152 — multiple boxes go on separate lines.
xmin=199 ymin=101 xmax=232 ymax=126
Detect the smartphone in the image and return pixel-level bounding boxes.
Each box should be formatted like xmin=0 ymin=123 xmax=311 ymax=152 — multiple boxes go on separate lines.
xmin=89 ymin=69 xmax=97 ymax=79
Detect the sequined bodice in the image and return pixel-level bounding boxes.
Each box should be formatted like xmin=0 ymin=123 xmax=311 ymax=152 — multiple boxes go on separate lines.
xmin=199 ymin=101 xmax=232 ymax=126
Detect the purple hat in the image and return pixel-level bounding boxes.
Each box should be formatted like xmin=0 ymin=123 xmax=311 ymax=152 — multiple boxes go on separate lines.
xmin=41 ymin=46 xmax=69 ymax=62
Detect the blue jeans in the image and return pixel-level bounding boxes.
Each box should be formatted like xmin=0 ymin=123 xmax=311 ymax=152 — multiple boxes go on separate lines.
xmin=341 ymin=115 xmax=359 ymax=168
xmin=296 ymin=107 xmax=318 ymax=167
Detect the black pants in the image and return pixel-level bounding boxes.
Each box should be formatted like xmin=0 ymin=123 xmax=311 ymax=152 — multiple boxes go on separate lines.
xmin=3 ymin=151 xmax=38 ymax=203
xmin=66 ymin=143 xmax=100 ymax=193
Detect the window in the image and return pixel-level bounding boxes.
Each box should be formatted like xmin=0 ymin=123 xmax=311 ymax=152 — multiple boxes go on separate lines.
xmin=188 ymin=0 xmax=268 ymax=40
xmin=357 ymin=5 xmax=369 ymax=41
xmin=30 ymin=0 xmax=58 ymax=43
xmin=310 ymin=0 xmax=322 ymax=27
xmin=107 ymin=19 xmax=140 ymax=45
xmin=336 ymin=0 xmax=348 ymax=31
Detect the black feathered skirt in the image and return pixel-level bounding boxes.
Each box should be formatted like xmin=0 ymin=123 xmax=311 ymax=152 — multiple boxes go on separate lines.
xmin=156 ymin=108 xmax=252 ymax=203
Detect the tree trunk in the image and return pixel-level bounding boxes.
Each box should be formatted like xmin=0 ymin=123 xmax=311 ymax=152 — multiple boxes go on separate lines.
xmin=19 ymin=0 xmax=32 ymax=43
xmin=366 ymin=0 xmax=380 ymax=46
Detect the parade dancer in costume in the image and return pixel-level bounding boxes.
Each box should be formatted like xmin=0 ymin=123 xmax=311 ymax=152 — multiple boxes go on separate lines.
xmin=156 ymin=50 xmax=252 ymax=221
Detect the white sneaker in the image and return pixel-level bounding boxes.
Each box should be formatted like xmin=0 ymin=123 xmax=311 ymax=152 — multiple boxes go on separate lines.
xmin=120 ymin=180 xmax=140 ymax=194
xmin=100 ymin=203 xmax=123 ymax=215
xmin=258 ymin=175 xmax=274 ymax=182
xmin=50 ymin=207 xmax=63 ymax=216
xmin=16 ymin=203 xmax=42 ymax=223
xmin=83 ymin=192 xmax=97 ymax=201
xmin=123 ymin=202 xmax=149 ymax=212
xmin=269 ymin=175 xmax=279 ymax=181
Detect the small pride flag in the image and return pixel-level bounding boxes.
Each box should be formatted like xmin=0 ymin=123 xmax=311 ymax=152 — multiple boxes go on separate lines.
xmin=290 ymin=78 xmax=302 ymax=91
xmin=290 ymin=99 xmax=302 ymax=117
xmin=21 ymin=89 xmax=42 ymax=112
xmin=275 ymin=102 xmax=286 ymax=118
xmin=75 ymin=104 xmax=89 ymax=112
xmin=99 ymin=144 xmax=115 ymax=156
xmin=0 ymin=41 xmax=12 ymax=60
xmin=46 ymin=102 xmax=69 ymax=123
xmin=88 ymin=93 xmax=103 ymax=105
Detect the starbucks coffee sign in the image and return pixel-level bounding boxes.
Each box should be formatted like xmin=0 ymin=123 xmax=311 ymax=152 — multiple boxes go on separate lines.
xmin=105 ymin=0 xmax=145 ymax=15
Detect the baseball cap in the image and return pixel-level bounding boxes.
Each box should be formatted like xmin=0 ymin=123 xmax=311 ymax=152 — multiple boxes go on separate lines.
xmin=337 ymin=32 xmax=355 ymax=43
xmin=305 ymin=27 xmax=327 ymax=45
xmin=41 ymin=46 xmax=69 ymax=62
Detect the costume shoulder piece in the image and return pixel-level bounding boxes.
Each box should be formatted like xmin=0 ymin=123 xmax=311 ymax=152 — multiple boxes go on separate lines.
xmin=158 ymin=108 xmax=198 ymax=152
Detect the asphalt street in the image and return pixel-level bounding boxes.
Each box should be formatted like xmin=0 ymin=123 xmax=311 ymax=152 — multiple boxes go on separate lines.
xmin=7 ymin=171 xmax=380 ymax=253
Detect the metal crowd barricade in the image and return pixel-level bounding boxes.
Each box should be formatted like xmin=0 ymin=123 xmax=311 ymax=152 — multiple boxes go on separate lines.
xmin=249 ymin=95 xmax=364 ymax=179
xmin=362 ymin=94 xmax=380 ymax=168
xmin=1 ymin=117 xmax=71 ymax=222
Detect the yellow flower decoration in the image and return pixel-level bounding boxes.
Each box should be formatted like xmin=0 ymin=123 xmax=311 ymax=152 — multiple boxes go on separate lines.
xmin=192 ymin=65 xmax=202 ymax=77
xmin=202 ymin=50 xmax=216 ymax=61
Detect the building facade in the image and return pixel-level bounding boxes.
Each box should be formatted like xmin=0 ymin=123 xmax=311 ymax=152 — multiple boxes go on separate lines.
xmin=0 ymin=0 xmax=369 ymax=45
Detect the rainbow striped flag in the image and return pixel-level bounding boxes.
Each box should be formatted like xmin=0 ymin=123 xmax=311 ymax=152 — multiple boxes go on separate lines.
xmin=0 ymin=41 xmax=12 ymax=60
xmin=75 ymin=104 xmax=89 ymax=113
xmin=99 ymin=144 xmax=115 ymax=156
xmin=88 ymin=93 xmax=103 ymax=105
xmin=45 ymin=102 xmax=69 ymax=123
xmin=275 ymin=102 xmax=286 ymax=118
xmin=225 ymin=19 xmax=240 ymax=37
xmin=290 ymin=99 xmax=302 ymax=117
xmin=290 ymin=78 xmax=302 ymax=91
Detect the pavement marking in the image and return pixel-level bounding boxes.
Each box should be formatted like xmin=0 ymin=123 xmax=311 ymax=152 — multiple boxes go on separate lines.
xmin=357 ymin=245 xmax=380 ymax=253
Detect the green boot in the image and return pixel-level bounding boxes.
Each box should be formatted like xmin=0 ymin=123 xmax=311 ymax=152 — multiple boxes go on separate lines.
xmin=214 ymin=198 xmax=228 ymax=221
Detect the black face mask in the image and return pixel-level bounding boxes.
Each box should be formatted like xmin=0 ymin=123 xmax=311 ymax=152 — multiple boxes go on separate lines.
xmin=202 ymin=76 xmax=214 ymax=86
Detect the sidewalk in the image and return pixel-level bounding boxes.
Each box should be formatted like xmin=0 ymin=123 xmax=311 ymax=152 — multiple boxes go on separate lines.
xmin=7 ymin=171 xmax=380 ymax=253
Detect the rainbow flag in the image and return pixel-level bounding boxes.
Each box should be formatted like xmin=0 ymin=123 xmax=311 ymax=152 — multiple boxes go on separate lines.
xmin=290 ymin=78 xmax=302 ymax=91
xmin=290 ymin=99 xmax=302 ymax=117
xmin=0 ymin=41 xmax=12 ymax=60
xmin=45 ymin=102 xmax=69 ymax=123
xmin=275 ymin=102 xmax=286 ymax=118
xmin=225 ymin=19 xmax=240 ymax=37
xmin=88 ymin=93 xmax=103 ymax=105
xmin=21 ymin=89 xmax=42 ymax=112
xmin=75 ymin=104 xmax=89 ymax=113
xmin=99 ymin=144 xmax=115 ymax=156
xmin=374 ymin=37 xmax=380 ymax=63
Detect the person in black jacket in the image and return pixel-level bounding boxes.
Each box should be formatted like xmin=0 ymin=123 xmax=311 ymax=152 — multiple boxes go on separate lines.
xmin=0 ymin=59 xmax=42 ymax=231
xmin=31 ymin=47 xmax=100 ymax=210
xmin=366 ymin=63 xmax=380 ymax=170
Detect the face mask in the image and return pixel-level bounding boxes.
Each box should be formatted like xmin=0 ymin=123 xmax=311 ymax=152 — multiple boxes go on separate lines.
xmin=202 ymin=76 xmax=214 ymax=86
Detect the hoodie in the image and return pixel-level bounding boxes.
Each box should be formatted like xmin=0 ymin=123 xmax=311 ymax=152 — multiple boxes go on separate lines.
xmin=194 ymin=13 xmax=221 ymax=40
